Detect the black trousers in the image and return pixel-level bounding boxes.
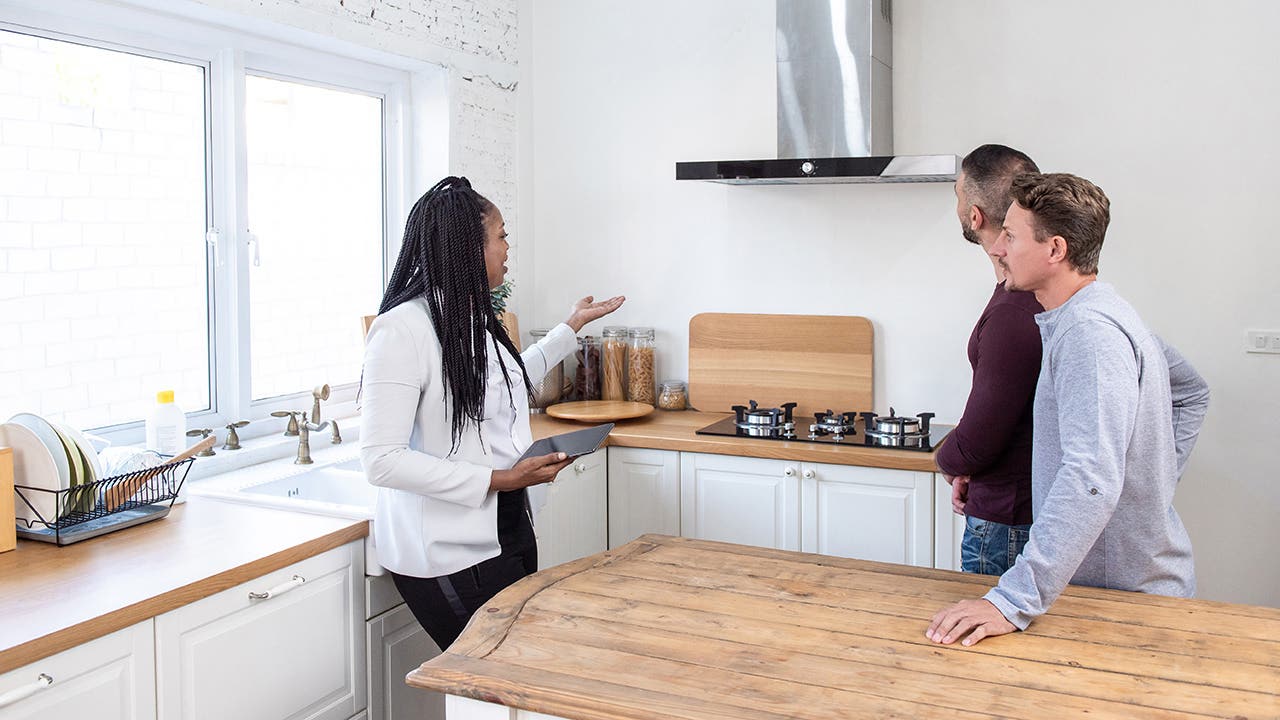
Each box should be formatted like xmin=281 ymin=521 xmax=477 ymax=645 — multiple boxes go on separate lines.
xmin=390 ymin=489 xmax=538 ymax=650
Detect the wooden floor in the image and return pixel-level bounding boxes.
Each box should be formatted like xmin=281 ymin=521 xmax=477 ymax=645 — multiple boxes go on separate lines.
xmin=409 ymin=535 xmax=1280 ymax=720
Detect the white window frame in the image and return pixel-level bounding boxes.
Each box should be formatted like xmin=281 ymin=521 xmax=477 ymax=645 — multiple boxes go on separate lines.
xmin=0 ymin=0 xmax=440 ymax=446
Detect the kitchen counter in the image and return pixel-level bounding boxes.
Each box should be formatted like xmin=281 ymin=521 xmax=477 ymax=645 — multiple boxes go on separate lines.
xmin=532 ymin=410 xmax=942 ymax=472
xmin=0 ymin=498 xmax=368 ymax=673
xmin=408 ymin=534 xmax=1280 ymax=719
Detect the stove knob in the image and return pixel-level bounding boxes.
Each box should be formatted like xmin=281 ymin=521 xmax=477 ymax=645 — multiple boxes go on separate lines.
xmin=802 ymin=468 xmax=816 ymax=480
xmin=783 ymin=466 xmax=796 ymax=478
xmin=800 ymin=160 xmax=816 ymax=175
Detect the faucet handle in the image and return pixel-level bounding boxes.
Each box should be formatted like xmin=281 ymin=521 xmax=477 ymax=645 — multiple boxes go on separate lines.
xmin=185 ymin=428 xmax=218 ymax=456
xmin=271 ymin=410 xmax=300 ymax=436
xmin=329 ymin=419 xmax=342 ymax=445
xmin=222 ymin=420 xmax=249 ymax=450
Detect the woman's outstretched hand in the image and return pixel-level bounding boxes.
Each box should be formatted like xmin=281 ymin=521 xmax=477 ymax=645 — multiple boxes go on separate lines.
xmin=566 ymin=295 xmax=625 ymax=333
xmin=490 ymin=452 xmax=574 ymax=492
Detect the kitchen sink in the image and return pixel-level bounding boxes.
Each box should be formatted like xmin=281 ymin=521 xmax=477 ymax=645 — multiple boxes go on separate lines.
xmin=242 ymin=458 xmax=374 ymax=507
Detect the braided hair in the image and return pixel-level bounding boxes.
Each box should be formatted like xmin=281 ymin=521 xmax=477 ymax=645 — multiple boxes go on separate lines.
xmin=378 ymin=176 xmax=533 ymax=452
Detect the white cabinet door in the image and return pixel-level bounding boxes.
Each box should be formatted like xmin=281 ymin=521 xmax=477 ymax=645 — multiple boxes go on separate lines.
xmin=534 ymin=449 xmax=608 ymax=569
xmin=0 ymin=621 xmax=155 ymax=720
xmin=680 ymin=453 xmax=800 ymax=551
xmin=155 ymin=541 xmax=366 ymax=720
xmin=366 ymin=603 xmax=442 ymax=720
xmin=607 ymin=447 xmax=680 ymax=549
xmin=801 ymin=462 xmax=934 ymax=567
xmin=933 ymin=475 xmax=965 ymax=571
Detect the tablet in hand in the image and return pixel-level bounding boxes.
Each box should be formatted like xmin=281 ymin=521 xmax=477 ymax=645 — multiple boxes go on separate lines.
xmin=518 ymin=423 xmax=613 ymax=463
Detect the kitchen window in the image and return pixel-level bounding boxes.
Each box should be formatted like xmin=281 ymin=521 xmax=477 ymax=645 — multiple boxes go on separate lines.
xmin=0 ymin=1 xmax=423 ymax=445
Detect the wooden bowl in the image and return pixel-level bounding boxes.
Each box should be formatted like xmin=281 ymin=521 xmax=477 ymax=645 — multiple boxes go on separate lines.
xmin=545 ymin=401 xmax=654 ymax=422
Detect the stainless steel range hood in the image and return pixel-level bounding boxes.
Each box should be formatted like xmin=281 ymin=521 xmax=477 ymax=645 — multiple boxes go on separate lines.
xmin=676 ymin=0 xmax=957 ymax=185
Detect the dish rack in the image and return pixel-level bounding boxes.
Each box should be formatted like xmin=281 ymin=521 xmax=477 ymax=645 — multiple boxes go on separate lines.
xmin=13 ymin=458 xmax=194 ymax=545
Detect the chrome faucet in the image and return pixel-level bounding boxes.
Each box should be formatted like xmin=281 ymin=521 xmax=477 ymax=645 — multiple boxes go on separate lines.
xmin=271 ymin=410 xmax=330 ymax=464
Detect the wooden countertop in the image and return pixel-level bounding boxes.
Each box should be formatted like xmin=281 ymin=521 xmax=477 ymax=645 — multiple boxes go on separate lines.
xmin=532 ymin=411 xmax=943 ymax=472
xmin=0 ymin=498 xmax=368 ymax=673
xmin=409 ymin=535 xmax=1280 ymax=720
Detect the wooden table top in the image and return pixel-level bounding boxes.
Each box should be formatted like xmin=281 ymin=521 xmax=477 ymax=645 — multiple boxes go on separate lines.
xmin=0 ymin=498 xmax=368 ymax=673
xmin=409 ymin=535 xmax=1280 ymax=720
xmin=532 ymin=410 xmax=943 ymax=473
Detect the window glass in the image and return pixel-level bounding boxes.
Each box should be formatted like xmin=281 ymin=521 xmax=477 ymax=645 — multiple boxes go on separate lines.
xmin=245 ymin=75 xmax=383 ymax=401
xmin=0 ymin=29 xmax=210 ymax=429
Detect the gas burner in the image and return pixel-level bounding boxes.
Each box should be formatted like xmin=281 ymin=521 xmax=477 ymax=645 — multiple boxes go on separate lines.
xmin=732 ymin=400 xmax=797 ymax=437
xmin=809 ymin=410 xmax=858 ymax=441
xmin=859 ymin=408 xmax=935 ymax=447
xmin=697 ymin=401 xmax=952 ymax=453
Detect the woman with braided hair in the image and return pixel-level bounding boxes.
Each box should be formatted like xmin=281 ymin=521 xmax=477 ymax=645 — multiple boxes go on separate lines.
xmin=360 ymin=176 xmax=624 ymax=649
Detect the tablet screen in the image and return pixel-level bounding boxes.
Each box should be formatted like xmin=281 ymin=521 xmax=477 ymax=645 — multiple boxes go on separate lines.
xmin=518 ymin=422 xmax=614 ymax=463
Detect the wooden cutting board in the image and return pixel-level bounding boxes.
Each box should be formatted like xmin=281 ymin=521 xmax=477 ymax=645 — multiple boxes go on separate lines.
xmin=688 ymin=313 xmax=872 ymax=418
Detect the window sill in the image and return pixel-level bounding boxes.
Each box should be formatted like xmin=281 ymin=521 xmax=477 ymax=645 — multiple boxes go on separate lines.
xmin=182 ymin=413 xmax=363 ymax=483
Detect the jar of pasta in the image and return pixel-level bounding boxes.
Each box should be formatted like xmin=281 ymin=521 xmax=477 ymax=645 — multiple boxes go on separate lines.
xmin=627 ymin=327 xmax=656 ymax=405
xmin=657 ymin=380 xmax=687 ymax=411
xmin=601 ymin=326 xmax=628 ymax=401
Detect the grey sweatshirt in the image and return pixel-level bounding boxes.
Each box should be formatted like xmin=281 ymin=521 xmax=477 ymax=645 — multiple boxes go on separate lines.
xmin=985 ymin=282 xmax=1209 ymax=629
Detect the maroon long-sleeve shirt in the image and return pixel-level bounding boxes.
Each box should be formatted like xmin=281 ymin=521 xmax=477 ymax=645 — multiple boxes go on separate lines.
xmin=935 ymin=282 xmax=1042 ymax=526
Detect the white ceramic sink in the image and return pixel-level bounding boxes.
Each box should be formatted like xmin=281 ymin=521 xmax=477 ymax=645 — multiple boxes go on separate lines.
xmin=188 ymin=452 xmax=386 ymax=574
xmin=241 ymin=458 xmax=375 ymax=507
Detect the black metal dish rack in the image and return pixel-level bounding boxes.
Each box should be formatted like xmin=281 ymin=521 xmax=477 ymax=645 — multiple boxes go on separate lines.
xmin=13 ymin=458 xmax=194 ymax=545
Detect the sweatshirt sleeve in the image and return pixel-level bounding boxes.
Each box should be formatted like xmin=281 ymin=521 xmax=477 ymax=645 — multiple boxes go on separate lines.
xmin=1156 ymin=336 xmax=1209 ymax=480
xmin=985 ymin=320 xmax=1137 ymax=628
xmin=359 ymin=313 xmax=493 ymax=509
xmin=935 ymin=303 xmax=1042 ymax=477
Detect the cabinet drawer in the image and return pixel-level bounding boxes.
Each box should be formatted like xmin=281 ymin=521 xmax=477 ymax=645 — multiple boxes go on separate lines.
xmin=155 ymin=541 xmax=365 ymax=720
xmin=0 ymin=621 xmax=155 ymax=720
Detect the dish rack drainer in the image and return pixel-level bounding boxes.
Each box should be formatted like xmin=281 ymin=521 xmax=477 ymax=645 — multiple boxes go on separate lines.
xmin=13 ymin=458 xmax=194 ymax=545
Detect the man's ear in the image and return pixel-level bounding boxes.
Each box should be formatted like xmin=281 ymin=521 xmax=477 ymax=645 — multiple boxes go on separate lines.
xmin=969 ymin=205 xmax=984 ymax=231
xmin=1048 ymin=235 xmax=1069 ymax=263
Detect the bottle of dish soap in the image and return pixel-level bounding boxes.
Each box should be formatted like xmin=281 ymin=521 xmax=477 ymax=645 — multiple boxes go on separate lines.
xmin=145 ymin=390 xmax=186 ymax=455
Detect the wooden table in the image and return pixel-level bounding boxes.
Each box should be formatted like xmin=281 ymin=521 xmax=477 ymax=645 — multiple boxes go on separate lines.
xmin=409 ymin=535 xmax=1280 ymax=719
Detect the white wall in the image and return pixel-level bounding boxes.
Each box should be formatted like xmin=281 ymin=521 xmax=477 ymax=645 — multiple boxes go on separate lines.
xmin=525 ymin=0 xmax=1280 ymax=607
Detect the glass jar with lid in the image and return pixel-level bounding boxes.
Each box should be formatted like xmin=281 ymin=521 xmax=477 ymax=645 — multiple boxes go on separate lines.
xmin=601 ymin=326 xmax=628 ymax=401
xmin=626 ymin=327 xmax=656 ymax=405
xmin=657 ymin=380 xmax=687 ymax=411
xmin=573 ymin=336 xmax=602 ymax=401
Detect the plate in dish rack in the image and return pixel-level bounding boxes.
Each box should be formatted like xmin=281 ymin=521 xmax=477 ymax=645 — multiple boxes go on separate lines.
xmin=545 ymin=401 xmax=654 ymax=422
xmin=0 ymin=422 xmax=63 ymax=525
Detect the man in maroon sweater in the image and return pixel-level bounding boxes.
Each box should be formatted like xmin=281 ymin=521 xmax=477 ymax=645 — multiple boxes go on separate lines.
xmin=937 ymin=144 xmax=1043 ymax=575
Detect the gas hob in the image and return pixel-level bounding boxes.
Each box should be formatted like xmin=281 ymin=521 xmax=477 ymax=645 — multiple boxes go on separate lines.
xmin=695 ymin=401 xmax=953 ymax=453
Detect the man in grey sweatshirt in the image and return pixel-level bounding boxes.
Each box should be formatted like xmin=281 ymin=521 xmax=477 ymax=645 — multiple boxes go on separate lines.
xmin=926 ymin=172 xmax=1209 ymax=646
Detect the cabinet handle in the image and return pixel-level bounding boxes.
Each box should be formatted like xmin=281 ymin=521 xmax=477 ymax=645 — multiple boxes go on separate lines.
xmin=574 ymin=462 xmax=586 ymax=473
xmin=248 ymin=574 xmax=306 ymax=600
xmin=783 ymin=467 xmax=796 ymax=477
xmin=802 ymin=468 xmax=816 ymax=480
xmin=0 ymin=674 xmax=52 ymax=707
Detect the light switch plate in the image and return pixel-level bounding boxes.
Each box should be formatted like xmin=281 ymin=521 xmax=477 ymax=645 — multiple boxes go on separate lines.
xmin=1245 ymin=330 xmax=1280 ymax=354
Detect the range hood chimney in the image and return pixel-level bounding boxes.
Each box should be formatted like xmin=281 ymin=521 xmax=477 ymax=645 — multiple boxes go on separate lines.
xmin=676 ymin=0 xmax=957 ymax=185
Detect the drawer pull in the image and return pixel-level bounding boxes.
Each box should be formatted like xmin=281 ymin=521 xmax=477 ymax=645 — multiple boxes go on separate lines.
xmin=802 ymin=468 xmax=816 ymax=480
xmin=0 ymin=673 xmax=52 ymax=707
xmin=248 ymin=574 xmax=306 ymax=600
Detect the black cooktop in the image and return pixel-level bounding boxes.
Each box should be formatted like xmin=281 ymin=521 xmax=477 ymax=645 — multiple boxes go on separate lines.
xmin=695 ymin=414 xmax=954 ymax=453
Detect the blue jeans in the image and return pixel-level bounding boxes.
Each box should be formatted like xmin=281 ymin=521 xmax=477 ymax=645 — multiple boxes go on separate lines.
xmin=961 ymin=515 xmax=1031 ymax=576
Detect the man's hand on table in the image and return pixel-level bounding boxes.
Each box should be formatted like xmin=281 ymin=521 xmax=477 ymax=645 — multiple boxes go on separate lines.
xmin=926 ymin=599 xmax=1016 ymax=647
